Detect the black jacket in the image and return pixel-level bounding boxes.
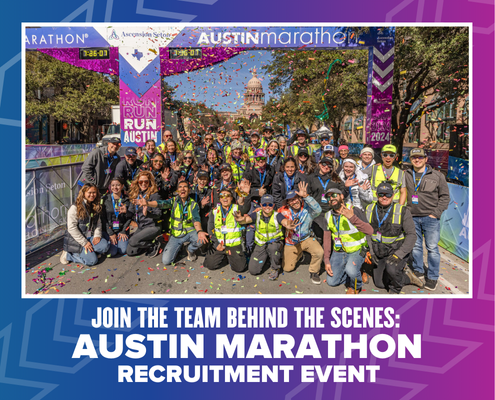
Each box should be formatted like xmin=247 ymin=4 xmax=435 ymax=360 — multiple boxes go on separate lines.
xmin=242 ymin=165 xmax=275 ymax=199
xmin=126 ymin=191 xmax=162 ymax=229
xmin=101 ymin=193 xmax=131 ymax=236
xmin=307 ymin=171 xmax=348 ymax=214
xmin=272 ymin=171 xmax=306 ymax=210
xmin=115 ymin=159 xmax=143 ymax=190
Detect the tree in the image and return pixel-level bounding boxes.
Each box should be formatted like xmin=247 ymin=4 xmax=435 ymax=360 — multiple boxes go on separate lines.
xmin=26 ymin=51 xmax=120 ymax=139
xmin=262 ymin=47 xmax=368 ymax=143
xmin=391 ymin=27 xmax=469 ymax=161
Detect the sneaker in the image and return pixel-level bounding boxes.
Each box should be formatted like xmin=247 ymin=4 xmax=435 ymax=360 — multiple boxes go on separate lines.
xmin=405 ymin=266 xmax=424 ymax=288
xmin=268 ymin=269 xmax=279 ymax=281
xmin=187 ymin=249 xmax=198 ymax=262
xmin=147 ymin=241 xmax=162 ymax=258
xmin=413 ymin=270 xmax=425 ymax=282
xmin=424 ymin=278 xmax=438 ymax=291
xmin=310 ymin=272 xmax=321 ymax=285
xmin=60 ymin=250 xmax=69 ymax=265
xmin=346 ymin=287 xmax=358 ymax=295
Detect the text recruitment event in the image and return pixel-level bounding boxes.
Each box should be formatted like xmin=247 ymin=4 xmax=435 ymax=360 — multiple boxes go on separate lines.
xmin=4 ymin=6 xmax=492 ymax=400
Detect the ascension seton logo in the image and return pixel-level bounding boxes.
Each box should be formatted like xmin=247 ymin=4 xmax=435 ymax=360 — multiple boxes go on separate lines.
xmin=109 ymin=29 xmax=119 ymax=40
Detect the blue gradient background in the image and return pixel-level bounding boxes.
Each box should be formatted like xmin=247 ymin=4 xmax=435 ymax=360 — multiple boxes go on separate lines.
xmin=3 ymin=0 xmax=493 ymax=399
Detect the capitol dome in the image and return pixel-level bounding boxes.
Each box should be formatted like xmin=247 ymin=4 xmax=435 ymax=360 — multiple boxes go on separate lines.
xmin=247 ymin=69 xmax=262 ymax=89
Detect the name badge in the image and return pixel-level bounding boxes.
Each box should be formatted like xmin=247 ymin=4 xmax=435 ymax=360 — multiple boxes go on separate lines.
xmin=112 ymin=221 xmax=120 ymax=230
xmin=221 ymin=226 xmax=228 ymax=234
xmin=376 ymin=232 xmax=382 ymax=242
xmin=334 ymin=237 xmax=343 ymax=248
xmin=105 ymin=168 xmax=112 ymax=175
xmin=321 ymin=194 xmax=328 ymax=203
xmin=412 ymin=195 xmax=419 ymax=204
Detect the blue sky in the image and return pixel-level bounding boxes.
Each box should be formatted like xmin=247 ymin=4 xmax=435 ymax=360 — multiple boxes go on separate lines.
xmin=164 ymin=50 xmax=274 ymax=112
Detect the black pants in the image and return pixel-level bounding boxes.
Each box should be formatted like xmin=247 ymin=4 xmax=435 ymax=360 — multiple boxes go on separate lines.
xmin=204 ymin=244 xmax=247 ymax=273
xmin=373 ymin=255 xmax=411 ymax=294
xmin=127 ymin=225 xmax=161 ymax=256
xmin=248 ymin=241 xmax=283 ymax=275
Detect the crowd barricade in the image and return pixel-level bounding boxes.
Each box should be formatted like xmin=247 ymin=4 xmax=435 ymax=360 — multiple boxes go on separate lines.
xmin=25 ymin=163 xmax=83 ymax=254
xmin=439 ymin=183 xmax=469 ymax=262
xmin=26 ymin=144 xmax=95 ymax=160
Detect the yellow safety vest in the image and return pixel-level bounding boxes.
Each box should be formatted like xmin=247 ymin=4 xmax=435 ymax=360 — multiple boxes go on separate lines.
xmin=212 ymin=204 xmax=242 ymax=247
xmin=254 ymin=211 xmax=284 ymax=246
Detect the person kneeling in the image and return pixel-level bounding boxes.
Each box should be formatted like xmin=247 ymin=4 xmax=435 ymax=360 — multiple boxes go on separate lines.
xmin=60 ymin=184 xmax=110 ymax=266
xmin=279 ymin=182 xmax=324 ymax=285
xmin=234 ymin=194 xmax=298 ymax=280
xmin=365 ymin=182 xmax=424 ymax=293
xmin=141 ymin=181 xmax=208 ymax=265
xmin=204 ymin=184 xmax=250 ymax=273
xmin=323 ymin=188 xmax=374 ymax=294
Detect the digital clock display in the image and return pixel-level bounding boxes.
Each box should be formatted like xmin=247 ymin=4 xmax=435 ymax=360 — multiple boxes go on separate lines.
xmin=79 ymin=48 xmax=110 ymax=60
xmin=169 ymin=48 xmax=202 ymax=59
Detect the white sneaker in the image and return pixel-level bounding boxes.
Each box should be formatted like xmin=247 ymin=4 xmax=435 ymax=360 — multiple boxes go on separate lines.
xmin=60 ymin=251 xmax=69 ymax=265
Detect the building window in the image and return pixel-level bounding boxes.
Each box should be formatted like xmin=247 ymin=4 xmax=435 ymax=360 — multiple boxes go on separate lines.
xmin=353 ymin=115 xmax=364 ymax=142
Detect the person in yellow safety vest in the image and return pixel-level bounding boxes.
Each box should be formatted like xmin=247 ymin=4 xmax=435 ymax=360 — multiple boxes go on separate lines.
xmin=157 ymin=130 xmax=181 ymax=154
xmin=288 ymin=129 xmax=313 ymax=157
xmin=234 ymin=194 xmax=299 ymax=280
xmin=137 ymin=181 xmax=209 ymax=265
xmin=203 ymin=180 xmax=251 ymax=273
xmin=142 ymin=140 xmax=157 ymax=163
xmin=247 ymin=131 xmax=264 ymax=161
xmin=365 ymin=182 xmax=424 ymax=293
xmin=260 ymin=124 xmax=275 ymax=149
xmin=224 ymin=130 xmax=249 ymax=160
xmin=323 ymin=188 xmax=374 ymax=294
xmin=369 ymin=144 xmax=407 ymax=205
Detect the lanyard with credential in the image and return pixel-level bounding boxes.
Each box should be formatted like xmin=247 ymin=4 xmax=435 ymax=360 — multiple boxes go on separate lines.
xmin=290 ymin=208 xmax=303 ymax=240
xmin=333 ymin=214 xmax=341 ymax=237
xmin=129 ymin=164 xmax=138 ymax=180
xmin=179 ymin=199 xmax=189 ymax=221
xmin=347 ymin=174 xmax=356 ymax=202
xmin=375 ymin=204 xmax=392 ymax=229
xmin=412 ymin=169 xmax=427 ymax=193
xmin=111 ymin=195 xmax=121 ymax=219
xmin=258 ymin=170 xmax=266 ymax=186
xmin=107 ymin=153 xmax=115 ymax=170
xmin=382 ymin=165 xmax=394 ymax=180
xmin=284 ymin=172 xmax=295 ymax=191
xmin=318 ymin=176 xmax=330 ymax=193
xmin=221 ymin=204 xmax=232 ymax=224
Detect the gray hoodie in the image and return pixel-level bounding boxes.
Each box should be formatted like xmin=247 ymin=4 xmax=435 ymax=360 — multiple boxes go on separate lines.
xmin=80 ymin=147 xmax=121 ymax=191
xmin=404 ymin=164 xmax=450 ymax=218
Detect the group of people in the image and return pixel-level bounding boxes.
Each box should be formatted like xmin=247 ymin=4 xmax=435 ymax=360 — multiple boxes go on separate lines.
xmin=61 ymin=125 xmax=451 ymax=294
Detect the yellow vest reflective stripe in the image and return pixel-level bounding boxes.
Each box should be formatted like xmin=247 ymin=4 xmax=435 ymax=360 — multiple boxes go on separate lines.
xmin=230 ymin=161 xmax=247 ymax=182
xmin=212 ymin=205 xmax=242 ymax=247
xmin=325 ymin=204 xmax=366 ymax=253
xmin=169 ymin=198 xmax=196 ymax=237
xmin=370 ymin=166 xmax=404 ymax=202
xmin=254 ymin=211 xmax=284 ymax=246
xmin=289 ymin=144 xmax=313 ymax=157
xmin=365 ymin=203 xmax=405 ymax=244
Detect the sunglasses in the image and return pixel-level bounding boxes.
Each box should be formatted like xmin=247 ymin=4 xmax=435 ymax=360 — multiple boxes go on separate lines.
xmin=219 ymin=193 xmax=231 ymax=199
xmin=255 ymin=157 xmax=266 ymax=161
xmin=261 ymin=203 xmax=274 ymax=208
xmin=138 ymin=180 xmax=150 ymax=184
xmin=153 ymin=160 xmax=164 ymax=163
xmin=126 ymin=155 xmax=137 ymax=158
xmin=205 ymin=138 xmax=213 ymax=141
xmin=299 ymin=154 xmax=308 ymax=158
xmin=329 ymin=193 xmax=339 ymax=198
xmin=411 ymin=156 xmax=425 ymax=160
xmin=184 ymin=156 xmax=193 ymax=160
xmin=381 ymin=153 xmax=396 ymax=158
xmin=378 ymin=193 xmax=393 ymax=198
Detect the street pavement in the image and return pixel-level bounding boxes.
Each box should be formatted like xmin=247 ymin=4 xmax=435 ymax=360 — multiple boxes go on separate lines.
xmin=25 ymin=239 xmax=469 ymax=296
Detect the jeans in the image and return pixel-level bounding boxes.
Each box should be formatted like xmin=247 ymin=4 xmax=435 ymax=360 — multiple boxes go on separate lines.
xmin=66 ymin=236 xmax=110 ymax=266
xmin=412 ymin=216 xmax=441 ymax=280
xmin=127 ymin=225 xmax=161 ymax=256
xmin=326 ymin=250 xmax=365 ymax=290
xmin=161 ymin=230 xmax=200 ymax=265
xmin=103 ymin=232 xmax=129 ymax=257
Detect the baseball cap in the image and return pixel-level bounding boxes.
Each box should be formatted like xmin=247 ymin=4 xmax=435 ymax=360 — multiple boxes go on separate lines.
xmin=197 ymin=171 xmax=209 ymax=180
xmin=324 ymin=188 xmax=343 ymax=197
xmin=254 ymin=148 xmax=267 ymax=158
xmin=230 ymin=139 xmax=243 ymax=150
xmin=298 ymin=148 xmax=309 ymax=157
xmin=220 ymin=163 xmax=232 ymax=172
xmin=410 ymin=148 xmax=426 ymax=157
xmin=381 ymin=144 xmax=397 ymax=154
xmin=319 ymin=156 xmax=334 ymax=165
xmin=376 ymin=182 xmax=394 ymax=195
xmin=125 ymin=147 xmax=137 ymax=156
xmin=285 ymin=190 xmax=298 ymax=201
xmin=108 ymin=137 xmax=121 ymax=144
xmin=323 ymin=145 xmax=335 ymax=153
xmin=250 ymin=131 xmax=260 ymax=137
xmin=295 ymin=129 xmax=308 ymax=137
xmin=320 ymin=134 xmax=330 ymax=140
xmin=262 ymin=124 xmax=274 ymax=131
xmin=360 ymin=147 xmax=374 ymax=156
xmin=261 ymin=194 xmax=274 ymax=204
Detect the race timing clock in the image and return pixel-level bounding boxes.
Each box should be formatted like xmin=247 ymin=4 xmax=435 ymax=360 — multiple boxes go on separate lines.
xmin=169 ymin=48 xmax=202 ymax=59
xmin=79 ymin=48 xmax=110 ymax=60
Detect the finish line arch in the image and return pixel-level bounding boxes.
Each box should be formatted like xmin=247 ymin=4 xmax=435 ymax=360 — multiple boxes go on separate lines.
xmin=25 ymin=25 xmax=395 ymax=148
